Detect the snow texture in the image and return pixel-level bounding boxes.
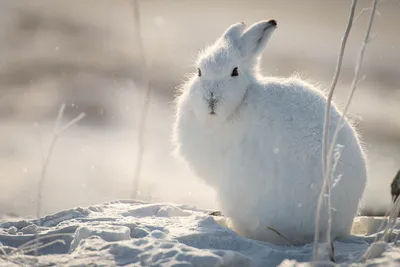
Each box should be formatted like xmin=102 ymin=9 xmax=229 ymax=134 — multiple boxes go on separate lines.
xmin=0 ymin=200 xmax=399 ymax=266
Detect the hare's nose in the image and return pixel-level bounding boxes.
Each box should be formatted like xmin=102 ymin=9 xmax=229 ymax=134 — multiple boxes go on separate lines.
xmin=208 ymin=93 xmax=218 ymax=105
xmin=207 ymin=92 xmax=219 ymax=115
xmin=208 ymin=92 xmax=218 ymax=103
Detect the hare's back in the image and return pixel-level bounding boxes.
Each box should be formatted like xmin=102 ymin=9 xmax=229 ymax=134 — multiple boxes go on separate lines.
xmin=253 ymin=77 xmax=365 ymax=169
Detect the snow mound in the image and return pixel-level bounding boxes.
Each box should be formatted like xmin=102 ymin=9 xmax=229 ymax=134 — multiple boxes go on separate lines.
xmin=0 ymin=200 xmax=399 ymax=266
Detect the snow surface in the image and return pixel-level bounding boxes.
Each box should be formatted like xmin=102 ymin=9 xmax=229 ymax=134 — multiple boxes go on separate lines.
xmin=0 ymin=200 xmax=399 ymax=266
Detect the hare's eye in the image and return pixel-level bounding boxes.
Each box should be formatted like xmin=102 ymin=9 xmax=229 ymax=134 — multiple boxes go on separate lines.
xmin=231 ymin=67 xmax=239 ymax=77
xmin=198 ymin=68 xmax=202 ymax=77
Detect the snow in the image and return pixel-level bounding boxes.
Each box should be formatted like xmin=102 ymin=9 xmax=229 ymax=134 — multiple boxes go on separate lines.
xmin=0 ymin=200 xmax=399 ymax=266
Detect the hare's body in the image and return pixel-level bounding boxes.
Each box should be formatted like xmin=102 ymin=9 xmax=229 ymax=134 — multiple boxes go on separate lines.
xmin=173 ymin=20 xmax=367 ymax=245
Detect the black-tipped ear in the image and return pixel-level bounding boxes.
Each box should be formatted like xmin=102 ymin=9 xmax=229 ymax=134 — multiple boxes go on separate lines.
xmin=241 ymin=20 xmax=277 ymax=58
xmin=221 ymin=22 xmax=247 ymax=43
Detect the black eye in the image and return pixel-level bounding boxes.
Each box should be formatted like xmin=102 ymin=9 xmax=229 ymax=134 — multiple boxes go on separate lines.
xmin=198 ymin=68 xmax=202 ymax=77
xmin=231 ymin=67 xmax=239 ymax=77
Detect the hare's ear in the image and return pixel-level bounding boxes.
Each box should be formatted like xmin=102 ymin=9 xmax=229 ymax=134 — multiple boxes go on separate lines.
xmin=221 ymin=22 xmax=246 ymax=43
xmin=241 ymin=20 xmax=277 ymax=58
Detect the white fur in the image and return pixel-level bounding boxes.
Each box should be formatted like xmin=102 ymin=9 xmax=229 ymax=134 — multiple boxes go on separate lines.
xmin=172 ymin=20 xmax=367 ymax=245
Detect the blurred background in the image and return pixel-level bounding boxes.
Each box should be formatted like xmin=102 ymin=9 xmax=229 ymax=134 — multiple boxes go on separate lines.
xmin=0 ymin=0 xmax=399 ymax=217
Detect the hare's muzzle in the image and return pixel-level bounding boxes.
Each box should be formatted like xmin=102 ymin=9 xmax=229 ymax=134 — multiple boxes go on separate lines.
xmin=207 ymin=92 xmax=219 ymax=115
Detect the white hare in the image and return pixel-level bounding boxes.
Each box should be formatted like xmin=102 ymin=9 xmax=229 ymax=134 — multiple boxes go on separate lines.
xmin=173 ymin=20 xmax=367 ymax=245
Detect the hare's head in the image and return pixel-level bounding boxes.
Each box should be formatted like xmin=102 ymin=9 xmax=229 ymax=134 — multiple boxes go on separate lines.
xmin=181 ymin=20 xmax=277 ymax=123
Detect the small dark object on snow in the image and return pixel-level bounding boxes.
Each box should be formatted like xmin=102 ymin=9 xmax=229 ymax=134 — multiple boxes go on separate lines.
xmin=330 ymin=240 xmax=335 ymax=263
xmin=209 ymin=211 xmax=223 ymax=216
xmin=391 ymin=169 xmax=400 ymax=202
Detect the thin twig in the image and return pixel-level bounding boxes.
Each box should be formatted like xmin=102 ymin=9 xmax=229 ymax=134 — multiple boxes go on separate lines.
xmin=35 ymin=104 xmax=85 ymax=256
xmin=0 ymin=255 xmax=25 ymax=267
xmin=53 ymin=104 xmax=66 ymax=134
xmin=36 ymin=135 xmax=59 ymax=223
xmin=314 ymin=0 xmax=358 ymax=261
xmin=315 ymin=0 xmax=379 ymax=263
xmin=131 ymin=0 xmax=145 ymax=66
xmin=130 ymin=0 xmax=164 ymax=199
xmin=36 ymin=108 xmax=85 ymax=220
xmin=20 ymin=239 xmax=66 ymax=255
xmin=326 ymin=0 xmax=378 ymax=165
xmin=36 ymin=104 xmax=65 ymax=221
xmin=381 ymin=194 xmax=400 ymax=242
xmin=58 ymin=113 xmax=86 ymax=134
xmin=324 ymin=0 xmax=378 ymax=257
xmin=131 ymin=81 xmax=152 ymax=199
xmin=130 ymin=0 xmax=148 ymax=199
xmin=267 ymin=226 xmax=294 ymax=245
xmin=0 ymin=246 xmax=7 ymax=257
xmin=360 ymin=193 xmax=399 ymax=262
xmin=13 ymin=233 xmax=73 ymax=256
xmin=321 ymin=0 xmax=358 ymax=172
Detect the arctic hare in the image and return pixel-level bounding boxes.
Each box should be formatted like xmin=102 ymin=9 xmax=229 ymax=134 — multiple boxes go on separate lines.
xmin=173 ymin=20 xmax=367 ymax=245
